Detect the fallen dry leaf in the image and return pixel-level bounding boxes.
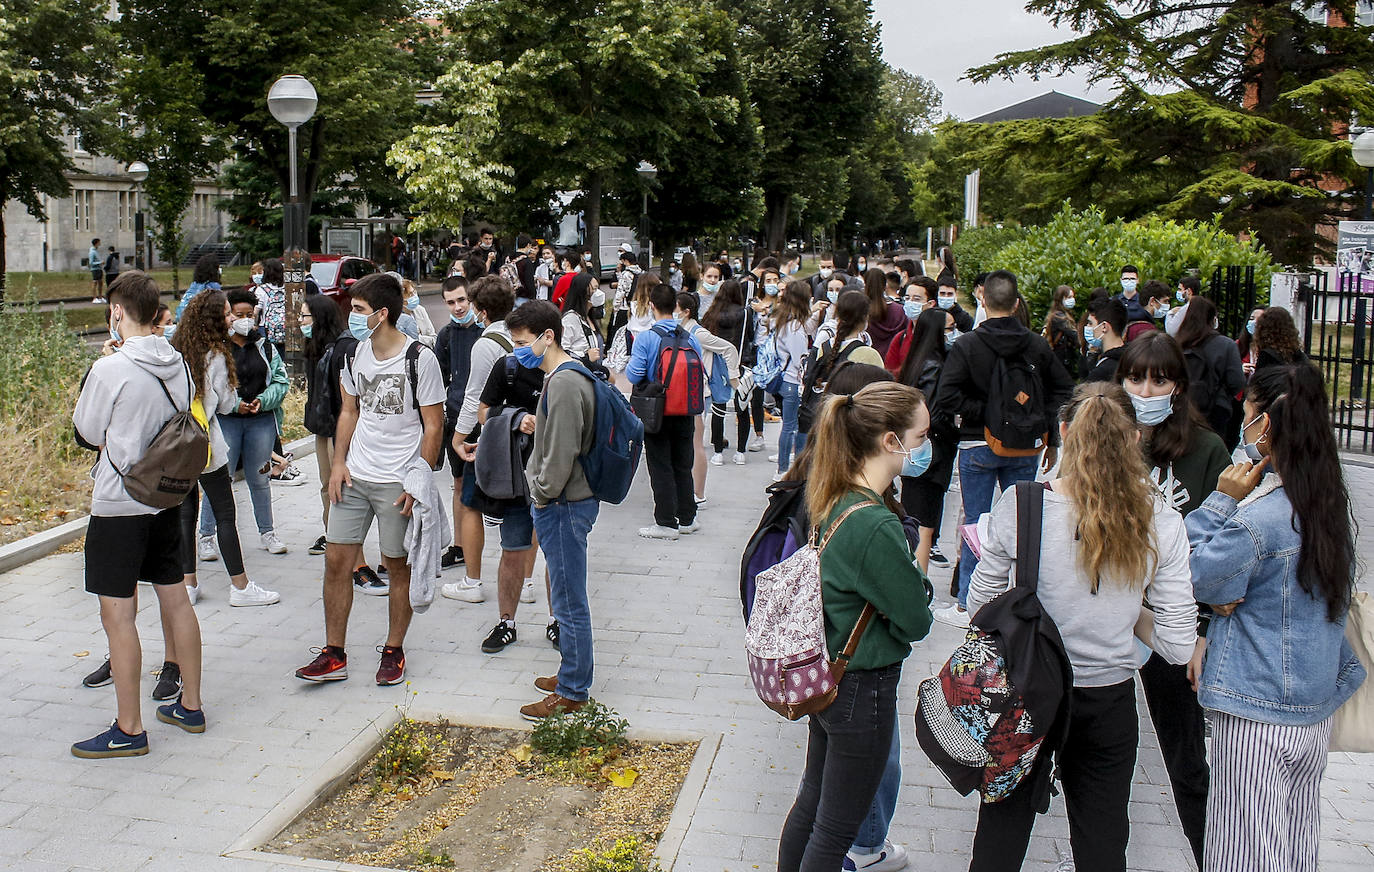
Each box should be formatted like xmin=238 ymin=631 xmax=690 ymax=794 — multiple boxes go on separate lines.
xmin=0 ymin=517 xmax=19 ymax=526
xmin=604 ymin=767 xmax=639 ymax=788
xmin=74 ymin=651 xmax=89 ymax=657
xmin=509 ymin=744 xmax=533 ymax=763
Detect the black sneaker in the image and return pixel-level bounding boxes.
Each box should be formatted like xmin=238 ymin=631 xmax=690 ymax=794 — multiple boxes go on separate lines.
xmin=481 ymin=620 xmax=517 ymax=654
xmin=546 ymin=620 xmax=560 ymax=650
xmin=83 ymin=656 xmax=112 ymax=688
xmin=929 ymin=546 xmax=950 ymax=569
xmin=353 ymin=566 xmax=388 ymax=596
xmin=308 ymin=535 xmax=327 ymax=556
xmin=152 ymin=662 xmax=181 ymax=701
xmin=375 ymin=563 xmax=388 ymax=577
xmin=440 ymin=545 xmax=465 ymax=569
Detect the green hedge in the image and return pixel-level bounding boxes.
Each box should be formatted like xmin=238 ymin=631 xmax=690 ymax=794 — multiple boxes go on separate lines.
xmin=952 ymin=204 xmax=1274 ymax=320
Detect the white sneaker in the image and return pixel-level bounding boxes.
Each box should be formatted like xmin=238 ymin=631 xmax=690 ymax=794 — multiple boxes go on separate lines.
xmin=747 ymin=435 xmax=765 ymax=452
xmin=846 ymin=840 xmax=909 ymax=872
xmin=772 ymin=472 xmax=785 ymax=483
xmin=520 ymin=580 xmax=536 ymax=603
xmin=441 ymin=579 xmax=485 ymax=603
xmin=185 ymin=583 xmax=201 ymax=605
xmin=1051 ymin=859 xmax=1076 ymax=872
xmin=229 ymin=580 xmax=280 ymax=607
xmin=679 ymin=521 xmax=700 ymax=534
xmin=260 ymin=531 xmax=288 ymax=554
xmin=768 ymin=453 xmax=780 ymax=463
xmin=709 ymin=452 xmax=723 ymax=466
xmin=732 ymin=452 xmax=746 ymax=465
xmin=197 ymin=535 xmax=218 ymax=562
xmin=932 ymin=604 xmax=970 ymax=629
xmin=638 ymin=524 xmax=680 ymax=540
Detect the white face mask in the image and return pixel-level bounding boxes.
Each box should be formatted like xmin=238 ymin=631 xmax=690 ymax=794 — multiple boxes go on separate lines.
xmin=231 ymin=317 xmax=255 ymax=336
xmin=590 ymin=289 xmax=606 ymax=307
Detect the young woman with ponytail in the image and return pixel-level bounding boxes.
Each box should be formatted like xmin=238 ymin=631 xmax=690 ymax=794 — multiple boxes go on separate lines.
xmin=966 ymin=382 xmax=1197 ymax=872
xmin=1187 ymin=364 xmax=1366 ymax=872
xmin=777 ymin=382 xmax=933 ymax=872
xmin=1113 ymin=332 xmax=1230 ymax=869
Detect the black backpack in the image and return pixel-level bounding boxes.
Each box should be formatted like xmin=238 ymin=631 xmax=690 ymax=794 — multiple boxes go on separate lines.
xmin=798 ymin=339 xmax=861 ymax=435
xmin=739 ymin=480 xmax=810 ymax=623
xmin=977 ymin=334 xmax=1048 ymax=457
xmin=1184 ymin=344 xmax=1220 ymax=415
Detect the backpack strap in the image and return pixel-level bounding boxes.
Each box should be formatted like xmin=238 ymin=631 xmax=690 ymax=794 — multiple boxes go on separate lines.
xmin=656 ymin=326 xmax=684 ymax=392
xmin=816 ymin=498 xmax=880 ymax=674
xmin=405 ymin=341 xmax=424 ymax=413
xmin=1014 ymin=480 xmax=1046 ymax=592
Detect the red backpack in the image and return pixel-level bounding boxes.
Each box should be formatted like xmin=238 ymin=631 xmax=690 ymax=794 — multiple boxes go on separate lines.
xmin=653 ymin=323 xmax=705 ymax=416
xmin=884 ymin=321 xmax=916 ymax=376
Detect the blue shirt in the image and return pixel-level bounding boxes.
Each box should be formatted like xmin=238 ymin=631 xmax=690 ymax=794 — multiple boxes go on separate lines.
xmin=626 ymin=319 xmax=703 ymax=385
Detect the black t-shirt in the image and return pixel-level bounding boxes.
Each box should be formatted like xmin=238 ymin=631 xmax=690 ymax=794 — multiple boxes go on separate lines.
xmin=479 ymin=355 xmax=544 ymax=415
xmin=230 ymin=336 xmax=270 ymax=410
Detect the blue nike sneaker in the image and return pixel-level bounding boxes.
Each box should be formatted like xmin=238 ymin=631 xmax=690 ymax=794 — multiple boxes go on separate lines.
xmin=71 ymin=722 xmax=149 ymax=759
xmin=156 ymin=701 xmax=206 ymax=734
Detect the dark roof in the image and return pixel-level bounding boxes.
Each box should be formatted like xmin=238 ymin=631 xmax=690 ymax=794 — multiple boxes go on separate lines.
xmin=968 ymin=91 xmax=1102 ymax=123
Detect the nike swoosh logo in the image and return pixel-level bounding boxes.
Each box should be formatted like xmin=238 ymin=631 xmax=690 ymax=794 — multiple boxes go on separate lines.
xmin=107 ymin=741 xmax=132 ymax=749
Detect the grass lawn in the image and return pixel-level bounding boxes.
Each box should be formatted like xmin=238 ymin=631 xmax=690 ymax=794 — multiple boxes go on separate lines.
xmin=4 ymin=265 xmax=253 ymax=301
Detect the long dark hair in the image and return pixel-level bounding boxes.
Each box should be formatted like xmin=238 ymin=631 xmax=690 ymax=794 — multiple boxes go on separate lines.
xmin=1249 ymin=365 xmax=1356 ymax=621
xmin=832 ymin=290 xmax=868 ymax=344
xmin=191 ymin=253 xmax=220 ymax=286
xmin=1238 ymin=306 xmax=1266 ymax=360
xmin=864 ymin=267 xmax=888 ymax=322
xmin=898 ymin=307 xmax=948 ymax=389
xmin=171 ymin=289 xmax=236 ymax=394
xmin=303 ymin=293 xmax=346 ymax=360
xmin=1115 ymin=332 xmax=1210 ymax=463
xmin=1174 ymin=296 xmax=1220 ymax=350
xmin=564 ymin=272 xmax=595 ymax=318
xmin=702 ymin=278 xmax=744 ymax=334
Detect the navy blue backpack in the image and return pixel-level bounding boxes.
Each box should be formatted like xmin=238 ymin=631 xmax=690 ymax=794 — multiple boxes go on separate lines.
xmin=546 ymin=361 xmax=644 ymax=505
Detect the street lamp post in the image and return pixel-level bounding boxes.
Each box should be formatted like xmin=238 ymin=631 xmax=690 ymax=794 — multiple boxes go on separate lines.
xmin=268 ymin=75 xmax=318 ymax=372
xmin=1353 ymin=131 xmax=1374 ymax=220
xmin=637 ymin=161 xmax=657 ymax=271
xmin=128 ymin=161 xmax=149 ymax=271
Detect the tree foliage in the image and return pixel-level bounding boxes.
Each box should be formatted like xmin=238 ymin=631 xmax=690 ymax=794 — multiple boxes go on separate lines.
xmin=955 ymin=1 xmax=1374 ymax=264
xmin=0 ymin=0 xmax=115 ymax=300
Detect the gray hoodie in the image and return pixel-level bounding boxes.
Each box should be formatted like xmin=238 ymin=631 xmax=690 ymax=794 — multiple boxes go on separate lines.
xmin=73 ymin=334 xmax=193 ymax=516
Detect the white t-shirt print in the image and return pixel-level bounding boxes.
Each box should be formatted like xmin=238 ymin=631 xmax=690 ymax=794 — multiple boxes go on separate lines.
xmin=341 ymin=338 xmax=445 ymax=484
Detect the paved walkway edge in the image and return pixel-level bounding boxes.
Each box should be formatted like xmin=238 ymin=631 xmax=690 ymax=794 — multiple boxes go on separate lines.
xmin=657 ymin=732 xmax=724 ymax=870
xmin=0 ymin=434 xmax=318 ymax=575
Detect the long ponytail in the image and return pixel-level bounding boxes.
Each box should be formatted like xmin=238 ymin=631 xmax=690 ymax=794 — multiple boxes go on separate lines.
xmin=1249 ymin=365 xmax=1356 ymax=621
xmin=805 ymin=382 xmax=924 ymax=525
xmin=1058 ymin=382 xmax=1157 ymax=591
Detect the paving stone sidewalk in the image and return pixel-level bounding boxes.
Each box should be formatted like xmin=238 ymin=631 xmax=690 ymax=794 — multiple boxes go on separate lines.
xmin=1 ymin=423 xmax=1372 ymax=872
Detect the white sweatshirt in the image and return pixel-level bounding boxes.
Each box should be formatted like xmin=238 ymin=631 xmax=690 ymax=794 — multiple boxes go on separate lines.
xmin=968 ymin=485 xmax=1197 ymax=687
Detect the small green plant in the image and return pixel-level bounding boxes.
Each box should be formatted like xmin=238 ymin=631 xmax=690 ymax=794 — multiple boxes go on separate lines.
xmin=530 ymin=700 xmax=628 ymax=759
xmin=412 ymin=846 xmax=455 ymax=868
xmin=571 ymin=836 xmax=662 ymax=872
xmin=372 ymin=687 xmax=446 ymax=790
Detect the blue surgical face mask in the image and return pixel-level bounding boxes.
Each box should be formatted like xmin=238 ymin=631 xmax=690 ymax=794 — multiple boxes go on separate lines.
xmin=162 ymin=324 xmax=176 ymax=339
xmin=937 ymin=295 xmax=955 ymax=310
xmin=1087 ymin=322 xmax=1104 ymax=351
xmin=300 ymin=323 xmax=312 ymax=339
xmin=704 ymin=281 xmax=721 ymax=293
xmin=902 ymin=300 xmax=922 ymax=320
xmin=406 ymin=295 xmax=420 ymax=310
xmin=826 ymin=290 xmax=839 ymax=305
xmin=764 ymin=283 xmax=779 ymax=296
xmin=894 ymin=435 xmax=933 ymax=479
xmin=944 ymin=329 xmax=959 ymax=351
xmin=252 ymin=274 xmax=264 ymax=286
xmin=512 ymin=335 xmax=548 ymax=369
xmin=1176 ymin=289 xmax=1187 ymax=303
xmin=1241 ymin=413 xmax=1267 ymax=463
xmin=1063 ymin=296 xmax=1075 ymax=310
xmin=1121 ymin=278 xmax=1138 ymax=295
xmin=1246 ymin=319 xmax=1256 ymax=335
xmin=349 ymin=310 xmax=376 ymax=341
xmin=452 ymin=308 xmax=476 ymax=326
xmin=1129 ymin=391 xmax=1174 ymax=426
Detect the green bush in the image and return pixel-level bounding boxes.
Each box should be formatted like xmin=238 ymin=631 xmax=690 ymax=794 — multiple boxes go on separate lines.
xmin=963 ymin=204 xmax=1273 ymax=322
xmin=572 ymin=837 xmax=663 ymax=872
xmin=530 ymin=700 xmax=628 ymax=760
xmin=950 ymin=224 xmax=1029 ymax=293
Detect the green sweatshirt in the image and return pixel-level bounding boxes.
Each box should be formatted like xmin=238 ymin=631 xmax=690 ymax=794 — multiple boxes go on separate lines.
xmin=820 ymin=489 xmax=933 ymax=671
xmin=526 ymin=366 xmax=596 ymax=505
xmin=1146 ymin=427 xmax=1230 ymax=518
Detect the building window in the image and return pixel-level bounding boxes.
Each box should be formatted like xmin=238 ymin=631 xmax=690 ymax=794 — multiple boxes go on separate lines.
xmin=1359 ymin=0 xmax=1374 ymax=27
xmin=73 ymin=189 xmax=93 ymax=231
xmin=72 ymin=130 xmax=86 ymax=154
xmin=117 ymin=191 xmax=140 ymax=231
xmin=193 ymin=193 xmax=212 ymax=227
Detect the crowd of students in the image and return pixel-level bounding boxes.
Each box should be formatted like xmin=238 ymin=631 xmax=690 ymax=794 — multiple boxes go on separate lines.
xmin=66 ymin=239 xmax=1366 ymax=872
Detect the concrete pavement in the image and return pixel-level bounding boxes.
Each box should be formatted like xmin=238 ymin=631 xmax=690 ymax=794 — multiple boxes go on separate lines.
xmin=1 ymin=418 xmax=1372 ymax=872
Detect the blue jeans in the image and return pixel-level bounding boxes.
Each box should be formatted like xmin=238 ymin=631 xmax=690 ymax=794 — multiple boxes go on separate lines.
xmin=532 ymin=497 xmax=600 ymax=701
xmin=956 ymin=445 xmax=1039 ymax=607
xmin=778 ymin=381 xmax=806 ymax=473
xmin=202 ymin=413 xmax=277 ymax=537
xmin=851 ymin=709 xmax=901 ymax=854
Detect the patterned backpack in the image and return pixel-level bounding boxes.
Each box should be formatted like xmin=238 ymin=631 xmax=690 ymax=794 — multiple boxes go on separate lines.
xmin=915 ymin=481 xmax=1073 ymax=804
xmin=745 ymin=500 xmax=878 ymax=721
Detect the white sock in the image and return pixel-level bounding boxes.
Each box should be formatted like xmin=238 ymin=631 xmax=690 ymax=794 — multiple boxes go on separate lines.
xmin=524 ymin=577 xmax=534 ymax=586
xmin=465 ymin=574 xmax=481 ymax=585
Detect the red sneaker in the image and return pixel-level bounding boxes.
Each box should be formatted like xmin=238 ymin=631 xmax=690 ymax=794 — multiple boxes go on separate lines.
xmin=376 ymin=645 xmax=405 ymax=686
xmin=295 ymin=646 xmax=348 ymax=682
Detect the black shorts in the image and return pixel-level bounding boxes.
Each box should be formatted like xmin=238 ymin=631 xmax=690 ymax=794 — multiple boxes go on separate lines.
xmin=84 ymin=509 xmax=183 ymax=598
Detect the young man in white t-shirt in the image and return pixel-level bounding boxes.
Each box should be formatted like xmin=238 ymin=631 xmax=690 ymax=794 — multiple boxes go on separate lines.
xmin=295 ymin=273 xmax=445 ymax=686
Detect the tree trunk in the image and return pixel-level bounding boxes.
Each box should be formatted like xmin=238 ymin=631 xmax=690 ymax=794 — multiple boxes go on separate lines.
xmin=0 ymin=204 xmax=7 ymax=305
xmin=763 ymin=189 xmax=790 ymax=255
xmin=584 ymin=171 xmax=602 ymax=273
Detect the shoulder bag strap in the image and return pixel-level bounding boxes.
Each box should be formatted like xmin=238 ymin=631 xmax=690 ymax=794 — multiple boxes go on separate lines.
xmin=1014 ymin=480 xmax=1045 ymax=592
xmin=815 ymin=499 xmax=881 ymax=674
xmin=660 ymin=328 xmax=683 ymax=391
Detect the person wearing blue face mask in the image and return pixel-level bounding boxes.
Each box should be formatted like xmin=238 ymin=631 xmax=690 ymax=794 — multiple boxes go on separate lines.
xmin=1113 ymin=332 xmax=1231 ymax=868
xmin=1112 ymin=264 xmax=1152 ymax=321
xmin=1165 ymin=276 xmax=1201 ymax=337
xmin=433 ymin=275 xmax=484 ymax=572
xmin=934 ymin=276 xmax=975 ymax=332
xmin=1083 ymin=298 xmax=1129 ymax=383
xmin=896 ymin=306 xmax=960 ymax=573
xmin=1042 ymin=284 xmax=1083 ymax=380
xmin=1173 ymin=297 xmax=1246 ymax=450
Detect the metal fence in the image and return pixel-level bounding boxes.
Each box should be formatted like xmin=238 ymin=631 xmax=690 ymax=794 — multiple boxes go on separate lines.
xmin=1209 ymin=265 xmax=1257 ymax=340
xmin=1303 ymin=271 xmax=1374 ymax=452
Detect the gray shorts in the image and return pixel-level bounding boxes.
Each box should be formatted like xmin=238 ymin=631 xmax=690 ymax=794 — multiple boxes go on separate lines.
xmin=326 ymin=477 xmax=409 ymax=559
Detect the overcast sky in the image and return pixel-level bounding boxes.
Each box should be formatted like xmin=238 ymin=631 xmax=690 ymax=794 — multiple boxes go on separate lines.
xmin=872 ymin=0 xmax=1117 ymax=120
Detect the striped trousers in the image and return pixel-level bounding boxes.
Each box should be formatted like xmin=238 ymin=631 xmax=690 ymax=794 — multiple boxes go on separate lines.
xmin=1204 ymin=710 xmax=1333 ymax=872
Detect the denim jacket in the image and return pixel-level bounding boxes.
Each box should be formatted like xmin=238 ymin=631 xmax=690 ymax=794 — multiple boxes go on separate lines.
xmin=1186 ymin=478 xmax=1365 ymax=726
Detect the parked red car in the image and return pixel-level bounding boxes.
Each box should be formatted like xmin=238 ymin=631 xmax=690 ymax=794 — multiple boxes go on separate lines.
xmin=310 ymin=254 xmax=377 ymax=311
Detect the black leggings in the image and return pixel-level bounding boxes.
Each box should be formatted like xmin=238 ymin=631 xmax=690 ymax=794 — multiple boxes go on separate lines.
xmin=179 ymin=465 xmax=245 ymax=576
xmin=1140 ymin=653 xmax=1208 ymax=868
xmin=750 ymin=386 xmax=765 ymax=436
xmin=710 ymin=402 xmax=751 ymax=454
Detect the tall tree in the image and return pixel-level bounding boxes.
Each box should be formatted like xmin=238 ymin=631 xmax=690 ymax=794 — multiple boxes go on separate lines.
xmin=0 ymin=0 xmax=114 ymax=302
xmin=446 ymin=0 xmax=727 ymax=265
xmin=963 ymin=1 xmax=1374 ymax=263
xmin=732 ymin=0 xmax=885 ymax=252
